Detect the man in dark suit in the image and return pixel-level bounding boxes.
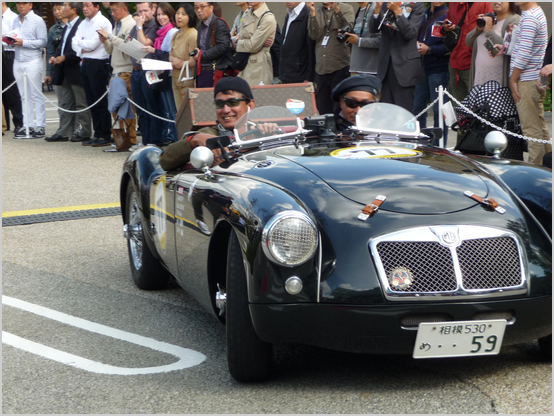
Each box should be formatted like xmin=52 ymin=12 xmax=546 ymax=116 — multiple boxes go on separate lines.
xmin=45 ymin=2 xmax=92 ymax=142
xmin=279 ymin=2 xmax=316 ymax=84
xmin=369 ymin=2 xmax=425 ymax=113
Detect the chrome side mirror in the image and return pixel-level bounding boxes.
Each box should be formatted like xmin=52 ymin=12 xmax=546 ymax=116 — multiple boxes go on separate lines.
xmin=484 ymin=131 xmax=509 ymax=163
xmin=190 ymin=146 xmax=214 ymax=176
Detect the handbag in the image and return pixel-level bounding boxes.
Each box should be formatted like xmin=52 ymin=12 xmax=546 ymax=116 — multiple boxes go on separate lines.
xmin=112 ymin=119 xmax=132 ymax=151
xmin=443 ymin=4 xmax=472 ymax=53
xmin=228 ymin=52 xmax=250 ymax=71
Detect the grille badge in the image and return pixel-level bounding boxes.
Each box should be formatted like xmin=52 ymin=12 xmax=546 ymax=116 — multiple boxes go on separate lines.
xmin=442 ymin=231 xmax=457 ymax=245
xmin=389 ymin=267 xmax=414 ymax=289
xmin=430 ymin=226 xmax=460 ymax=247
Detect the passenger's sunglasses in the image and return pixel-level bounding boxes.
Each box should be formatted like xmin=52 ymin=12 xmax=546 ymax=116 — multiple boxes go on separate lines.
xmin=342 ymin=96 xmax=375 ymax=109
xmin=214 ymin=98 xmax=249 ymax=109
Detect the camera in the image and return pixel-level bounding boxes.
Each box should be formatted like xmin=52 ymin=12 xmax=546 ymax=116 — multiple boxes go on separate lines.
xmin=303 ymin=114 xmax=336 ymax=141
xmin=476 ymin=12 xmax=497 ymax=28
xmin=337 ymin=25 xmax=353 ymax=43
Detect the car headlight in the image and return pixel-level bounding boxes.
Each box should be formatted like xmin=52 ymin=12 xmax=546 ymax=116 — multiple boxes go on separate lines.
xmin=262 ymin=211 xmax=318 ymax=267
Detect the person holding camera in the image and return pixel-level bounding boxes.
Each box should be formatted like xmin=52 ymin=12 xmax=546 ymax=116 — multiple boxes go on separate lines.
xmin=441 ymin=2 xmax=493 ymax=104
xmin=466 ymin=3 xmax=521 ymax=89
xmin=368 ymin=2 xmax=425 ymax=113
xmin=344 ymin=2 xmax=380 ymax=76
xmin=307 ymin=2 xmax=355 ymax=115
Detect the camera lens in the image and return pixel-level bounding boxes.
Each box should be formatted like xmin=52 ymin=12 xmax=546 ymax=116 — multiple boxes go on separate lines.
xmin=476 ymin=18 xmax=485 ymax=28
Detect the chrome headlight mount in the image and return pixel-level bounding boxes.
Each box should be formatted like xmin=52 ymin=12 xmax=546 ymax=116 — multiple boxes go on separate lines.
xmin=262 ymin=211 xmax=318 ymax=267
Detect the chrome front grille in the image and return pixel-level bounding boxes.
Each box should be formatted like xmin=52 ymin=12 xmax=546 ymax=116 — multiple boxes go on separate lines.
xmin=377 ymin=242 xmax=457 ymax=292
xmin=370 ymin=226 xmax=527 ymax=301
xmin=457 ymin=237 xmax=521 ymax=289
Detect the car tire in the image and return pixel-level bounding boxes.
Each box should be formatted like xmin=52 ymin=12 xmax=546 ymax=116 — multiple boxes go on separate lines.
xmin=125 ymin=182 xmax=170 ymax=290
xmin=226 ymin=231 xmax=273 ymax=382
xmin=538 ymin=334 xmax=552 ymax=361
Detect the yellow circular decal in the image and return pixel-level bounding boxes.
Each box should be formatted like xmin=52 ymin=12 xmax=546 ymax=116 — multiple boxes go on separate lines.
xmin=330 ymin=146 xmax=422 ymax=160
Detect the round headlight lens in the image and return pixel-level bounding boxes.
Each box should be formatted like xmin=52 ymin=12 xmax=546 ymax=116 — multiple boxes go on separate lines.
xmin=263 ymin=212 xmax=318 ymax=267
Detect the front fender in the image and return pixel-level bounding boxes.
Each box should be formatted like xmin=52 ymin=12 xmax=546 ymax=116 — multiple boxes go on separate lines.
xmin=120 ymin=146 xmax=166 ymax=258
xmin=471 ymin=157 xmax=552 ymax=237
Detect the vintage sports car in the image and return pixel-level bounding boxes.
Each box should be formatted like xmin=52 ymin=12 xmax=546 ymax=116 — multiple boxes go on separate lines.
xmin=120 ymin=103 xmax=552 ymax=382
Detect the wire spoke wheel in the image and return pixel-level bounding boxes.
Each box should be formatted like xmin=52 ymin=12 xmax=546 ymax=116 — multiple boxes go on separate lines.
xmin=124 ymin=182 xmax=170 ymax=290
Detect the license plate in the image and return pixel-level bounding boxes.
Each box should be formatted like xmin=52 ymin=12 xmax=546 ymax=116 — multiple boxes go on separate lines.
xmin=413 ymin=319 xmax=507 ymax=359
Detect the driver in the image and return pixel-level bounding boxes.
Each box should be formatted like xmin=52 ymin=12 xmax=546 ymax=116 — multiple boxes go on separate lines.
xmin=159 ymin=77 xmax=255 ymax=171
xmin=331 ymin=74 xmax=382 ymax=134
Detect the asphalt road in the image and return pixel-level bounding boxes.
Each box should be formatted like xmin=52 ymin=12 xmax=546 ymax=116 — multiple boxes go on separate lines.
xmin=2 ymin=90 xmax=552 ymax=414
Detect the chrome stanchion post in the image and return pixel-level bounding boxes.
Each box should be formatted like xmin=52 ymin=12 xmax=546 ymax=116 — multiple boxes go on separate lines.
xmin=438 ymin=84 xmax=444 ymax=148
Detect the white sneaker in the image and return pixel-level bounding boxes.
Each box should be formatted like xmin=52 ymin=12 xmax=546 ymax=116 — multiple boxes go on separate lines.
xmin=195 ymin=220 xmax=211 ymax=236
xmin=129 ymin=143 xmax=143 ymax=152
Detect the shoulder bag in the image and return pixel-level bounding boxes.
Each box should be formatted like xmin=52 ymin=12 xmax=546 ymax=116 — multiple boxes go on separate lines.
xmin=228 ymin=11 xmax=273 ymax=71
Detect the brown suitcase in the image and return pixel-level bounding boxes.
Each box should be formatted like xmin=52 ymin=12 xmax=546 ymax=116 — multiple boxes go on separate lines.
xmin=176 ymin=82 xmax=317 ymax=138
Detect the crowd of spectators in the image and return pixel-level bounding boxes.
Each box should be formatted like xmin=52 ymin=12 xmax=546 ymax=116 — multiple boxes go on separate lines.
xmin=1 ymin=2 xmax=552 ymax=165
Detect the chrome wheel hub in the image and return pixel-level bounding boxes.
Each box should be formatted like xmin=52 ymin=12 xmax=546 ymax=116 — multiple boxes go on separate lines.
xmin=215 ymin=283 xmax=227 ymax=316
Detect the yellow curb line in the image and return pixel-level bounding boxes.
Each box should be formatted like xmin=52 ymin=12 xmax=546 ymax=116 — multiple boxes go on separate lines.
xmin=2 ymin=203 xmax=121 ymax=218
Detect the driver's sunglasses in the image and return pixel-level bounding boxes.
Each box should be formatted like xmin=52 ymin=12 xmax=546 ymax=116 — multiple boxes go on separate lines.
xmin=342 ymin=96 xmax=375 ymax=109
xmin=214 ymin=98 xmax=249 ymax=109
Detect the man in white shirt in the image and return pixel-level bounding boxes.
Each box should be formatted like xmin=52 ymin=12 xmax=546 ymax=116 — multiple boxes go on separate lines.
xmin=72 ymin=2 xmax=113 ymax=147
xmin=2 ymin=2 xmax=23 ymax=134
xmin=11 ymin=2 xmax=47 ymax=138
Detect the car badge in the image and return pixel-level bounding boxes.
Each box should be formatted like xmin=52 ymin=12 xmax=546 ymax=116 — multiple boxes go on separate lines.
xmin=442 ymin=231 xmax=458 ymax=245
xmin=254 ymin=160 xmax=275 ymax=170
xmin=388 ymin=267 xmax=413 ymax=290
xmin=430 ymin=226 xmax=460 ymax=247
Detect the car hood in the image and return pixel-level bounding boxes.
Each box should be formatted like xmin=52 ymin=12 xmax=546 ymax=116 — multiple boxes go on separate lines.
xmin=268 ymin=144 xmax=491 ymax=215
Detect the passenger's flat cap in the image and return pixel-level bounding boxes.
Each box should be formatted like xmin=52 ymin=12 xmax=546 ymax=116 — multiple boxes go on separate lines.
xmin=213 ymin=76 xmax=254 ymax=99
xmin=332 ymin=74 xmax=382 ymax=101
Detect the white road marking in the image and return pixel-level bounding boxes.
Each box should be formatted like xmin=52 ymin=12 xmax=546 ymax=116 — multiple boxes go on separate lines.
xmin=2 ymin=295 xmax=207 ymax=375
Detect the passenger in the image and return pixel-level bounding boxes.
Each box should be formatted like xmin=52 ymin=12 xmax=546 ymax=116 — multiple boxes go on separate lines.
xmin=159 ymin=77 xmax=255 ymax=170
xmin=331 ymin=73 xmax=381 ymax=134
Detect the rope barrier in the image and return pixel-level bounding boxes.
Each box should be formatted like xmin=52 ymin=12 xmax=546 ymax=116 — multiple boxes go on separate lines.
xmin=26 ymin=75 xmax=109 ymax=113
xmin=2 ymin=80 xmax=17 ymax=94
xmin=412 ymin=96 xmax=441 ymax=121
xmin=25 ymin=73 xmax=175 ymax=124
xmin=125 ymin=96 xmax=176 ymax=124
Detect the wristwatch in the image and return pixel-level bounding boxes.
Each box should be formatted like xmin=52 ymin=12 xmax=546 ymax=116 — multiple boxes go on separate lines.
xmin=137 ymin=26 xmax=143 ymax=31
xmin=426 ymin=47 xmax=431 ymax=55
xmin=395 ymin=13 xmax=402 ymax=20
